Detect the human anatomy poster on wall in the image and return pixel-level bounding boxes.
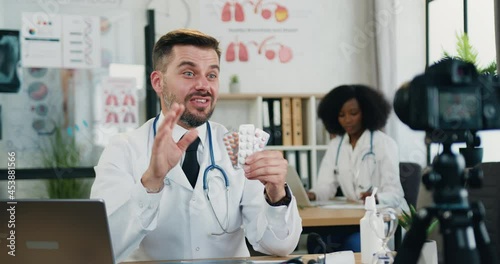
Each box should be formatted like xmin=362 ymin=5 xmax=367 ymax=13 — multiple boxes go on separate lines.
xmin=199 ymin=0 xmax=321 ymax=93
xmin=99 ymin=77 xmax=138 ymax=132
xmin=21 ymin=12 xmax=101 ymax=69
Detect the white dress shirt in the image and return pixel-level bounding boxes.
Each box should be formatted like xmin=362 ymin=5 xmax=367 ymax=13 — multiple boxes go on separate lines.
xmin=310 ymin=130 xmax=408 ymax=210
xmin=90 ymin=114 xmax=302 ymax=262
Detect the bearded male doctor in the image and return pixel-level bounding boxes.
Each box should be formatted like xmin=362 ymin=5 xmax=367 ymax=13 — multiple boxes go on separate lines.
xmin=90 ymin=29 xmax=302 ymax=262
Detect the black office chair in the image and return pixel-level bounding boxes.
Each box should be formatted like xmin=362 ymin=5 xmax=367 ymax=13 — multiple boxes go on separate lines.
xmin=399 ymin=162 xmax=422 ymax=208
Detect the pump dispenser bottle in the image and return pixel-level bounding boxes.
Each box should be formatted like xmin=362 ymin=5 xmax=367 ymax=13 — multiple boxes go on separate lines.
xmin=360 ymin=188 xmax=382 ymax=264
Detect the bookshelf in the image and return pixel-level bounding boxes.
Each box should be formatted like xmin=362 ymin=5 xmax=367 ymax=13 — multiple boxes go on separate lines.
xmin=211 ymin=93 xmax=329 ymax=188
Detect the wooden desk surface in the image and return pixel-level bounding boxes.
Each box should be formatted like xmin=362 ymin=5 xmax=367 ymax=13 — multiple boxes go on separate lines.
xmin=299 ymin=207 xmax=365 ymax=227
xmin=123 ymin=253 xmax=361 ymax=263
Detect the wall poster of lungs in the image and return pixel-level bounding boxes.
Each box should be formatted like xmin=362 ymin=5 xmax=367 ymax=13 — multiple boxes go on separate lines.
xmin=200 ymin=0 xmax=321 ymax=93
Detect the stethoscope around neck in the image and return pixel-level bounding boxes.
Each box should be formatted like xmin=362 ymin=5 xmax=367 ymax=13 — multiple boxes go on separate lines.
xmin=334 ymin=130 xmax=375 ymax=174
xmin=153 ymin=114 xmax=238 ymax=235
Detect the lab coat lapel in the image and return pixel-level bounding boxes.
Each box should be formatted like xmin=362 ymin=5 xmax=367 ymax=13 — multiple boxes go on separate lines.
xmin=167 ymin=164 xmax=195 ymax=191
xmin=351 ymin=130 xmax=370 ymax=161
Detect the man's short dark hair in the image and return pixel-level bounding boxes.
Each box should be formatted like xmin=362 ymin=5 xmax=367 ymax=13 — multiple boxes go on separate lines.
xmin=152 ymin=29 xmax=221 ymax=71
xmin=318 ymin=84 xmax=391 ymax=135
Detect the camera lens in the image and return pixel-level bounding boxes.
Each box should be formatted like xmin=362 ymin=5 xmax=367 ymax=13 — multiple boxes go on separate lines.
xmin=393 ymin=84 xmax=410 ymax=125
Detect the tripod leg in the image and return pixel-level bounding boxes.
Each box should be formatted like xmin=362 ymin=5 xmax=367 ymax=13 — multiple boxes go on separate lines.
xmin=440 ymin=207 xmax=480 ymax=264
xmin=394 ymin=208 xmax=434 ymax=264
xmin=471 ymin=201 xmax=499 ymax=264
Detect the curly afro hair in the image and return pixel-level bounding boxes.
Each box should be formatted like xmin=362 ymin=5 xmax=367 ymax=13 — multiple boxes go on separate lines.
xmin=318 ymin=85 xmax=391 ymax=135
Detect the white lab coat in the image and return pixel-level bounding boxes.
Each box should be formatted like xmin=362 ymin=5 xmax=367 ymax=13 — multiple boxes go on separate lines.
xmin=310 ymin=130 xmax=408 ymax=210
xmin=90 ymin=115 xmax=302 ymax=262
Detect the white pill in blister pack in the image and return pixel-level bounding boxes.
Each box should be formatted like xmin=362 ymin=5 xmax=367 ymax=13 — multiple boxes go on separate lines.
xmin=224 ymin=124 xmax=271 ymax=169
xmin=223 ymin=131 xmax=239 ymax=168
xmin=253 ymin=128 xmax=270 ymax=152
xmin=238 ymin=124 xmax=255 ymax=165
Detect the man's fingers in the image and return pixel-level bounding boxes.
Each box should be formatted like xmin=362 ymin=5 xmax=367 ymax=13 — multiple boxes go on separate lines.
xmin=244 ymin=164 xmax=287 ymax=186
xmin=155 ymin=103 xmax=184 ymax=139
xmin=244 ymin=150 xmax=282 ymax=164
xmin=244 ymin=151 xmax=287 ymax=173
xmin=171 ymin=103 xmax=185 ymax=127
xmin=177 ymin=129 xmax=199 ymax=151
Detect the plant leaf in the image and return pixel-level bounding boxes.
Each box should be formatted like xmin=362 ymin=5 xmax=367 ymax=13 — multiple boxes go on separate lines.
xmin=480 ymin=61 xmax=497 ymax=75
xmin=455 ymin=32 xmax=478 ymax=65
xmin=427 ymin=219 xmax=439 ymax=235
xmin=38 ymin=124 xmax=90 ymax=199
xmin=409 ymin=204 xmax=418 ymax=218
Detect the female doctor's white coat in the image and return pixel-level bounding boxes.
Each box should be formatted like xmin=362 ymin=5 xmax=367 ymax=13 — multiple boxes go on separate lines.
xmin=310 ymin=130 xmax=408 ymax=210
xmin=90 ymin=115 xmax=302 ymax=262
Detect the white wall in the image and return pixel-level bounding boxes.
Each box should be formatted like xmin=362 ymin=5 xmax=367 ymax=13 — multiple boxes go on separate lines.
xmin=0 ymin=0 xmax=4 ymax=28
xmin=151 ymin=0 xmax=379 ymax=94
xmin=393 ymin=0 xmax=428 ymax=166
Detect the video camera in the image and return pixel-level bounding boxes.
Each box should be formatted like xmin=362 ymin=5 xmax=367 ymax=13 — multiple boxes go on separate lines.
xmin=393 ymin=58 xmax=499 ymax=264
xmin=394 ymin=58 xmax=500 ymax=132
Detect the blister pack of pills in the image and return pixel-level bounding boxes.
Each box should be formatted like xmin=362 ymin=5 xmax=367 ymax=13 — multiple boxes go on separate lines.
xmin=223 ymin=124 xmax=270 ymax=169
xmin=223 ymin=130 xmax=239 ymax=167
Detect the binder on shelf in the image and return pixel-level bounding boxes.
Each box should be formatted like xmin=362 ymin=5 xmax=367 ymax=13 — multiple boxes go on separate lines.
xmin=285 ymin=150 xmax=298 ymax=171
xmin=291 ymin=97 xmax=303 ymax=145
xmin=281 ymin=97 xmax=293 ymax=146
xmin=271 ymin=98 xmax=283 ymax=145
xmin=262 ymin=100 xmax=274 ymax=145
xmin=297 ymin=150 xmax=310 ymax=189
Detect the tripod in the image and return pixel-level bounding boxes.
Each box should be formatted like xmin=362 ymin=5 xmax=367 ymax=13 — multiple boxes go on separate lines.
xmin=394 ymin=141 xmax=498 ymax=264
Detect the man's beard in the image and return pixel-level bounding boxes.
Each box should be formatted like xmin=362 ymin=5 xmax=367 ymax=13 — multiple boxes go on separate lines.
xmin=162 ymin=89 xmax=214 ymax=128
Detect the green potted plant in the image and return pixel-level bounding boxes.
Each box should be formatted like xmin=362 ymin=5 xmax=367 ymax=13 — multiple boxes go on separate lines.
xmin=399 ymin=204 xmax=439 ymax=236
xmin=442 ymin=32 xmax=496 ymax=75
xmin=40 ymin=125 xmax=91 ymax=199
xmin=399 ymin=205 xmax=439 ymax=264
xmin=229 ymin=74 xmax=240 ymax=93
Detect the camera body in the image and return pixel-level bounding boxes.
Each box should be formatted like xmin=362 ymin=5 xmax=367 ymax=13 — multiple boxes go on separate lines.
xmin=394 ymin=59 xmax=500 ymax=132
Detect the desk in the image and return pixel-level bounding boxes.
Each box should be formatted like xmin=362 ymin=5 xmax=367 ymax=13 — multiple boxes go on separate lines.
xmin=123 ymin=253 xmax=361 ymax=263
xmin=298 ymin=207 xmax=365 ymax=254
xmin=299 ymin=207 xmax=365 ymax=227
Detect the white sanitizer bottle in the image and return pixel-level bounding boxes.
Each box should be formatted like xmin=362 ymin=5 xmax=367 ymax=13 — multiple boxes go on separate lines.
xmin=360 ymin=188 xmax=382 ymax=264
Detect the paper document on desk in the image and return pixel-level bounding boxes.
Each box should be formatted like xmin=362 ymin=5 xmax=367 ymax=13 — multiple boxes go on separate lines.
xmin=325 ymin=250 xmax=355 ymax=264
xmin=316 ymin=199 xmax=365 ymax=209
xmin=161 ymin=259 xmax=293 ymax=263
xmin=251 ymin=261 xmax=290 ymax=263
xmin=319 ymin=203 xmax=365 ymax=209
xmin=159 ymin=260 xmax=254 ymax=263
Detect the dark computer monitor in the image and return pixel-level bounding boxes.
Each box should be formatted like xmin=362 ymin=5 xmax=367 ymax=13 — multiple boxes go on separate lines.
xmin=0 ymin=30 xmax=21 ymax=93
xmin=0 ymin=199 xmax=116 ymax=264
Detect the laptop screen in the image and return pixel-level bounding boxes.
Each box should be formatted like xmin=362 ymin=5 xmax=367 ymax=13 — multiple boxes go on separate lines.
xmin=0 ymin=199 xmax=115 ymax=264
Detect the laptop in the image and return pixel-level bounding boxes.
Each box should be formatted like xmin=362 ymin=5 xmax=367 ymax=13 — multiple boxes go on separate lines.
xmin=286 ymin=166 xmax=364 ymax=209
xmin=0 ymin=199 xmax=115 ymax=264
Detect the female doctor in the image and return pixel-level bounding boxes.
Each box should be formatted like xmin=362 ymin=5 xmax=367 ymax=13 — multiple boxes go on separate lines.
xmin=307 ymin=85 xmax=408 ymax=253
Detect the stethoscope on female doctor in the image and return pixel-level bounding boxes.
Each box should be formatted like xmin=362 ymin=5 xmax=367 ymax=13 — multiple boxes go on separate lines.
xmin=153 ymin=114 xmax=239 ymax=235
xmin=334 ymin=130 xmax=376 ymax=195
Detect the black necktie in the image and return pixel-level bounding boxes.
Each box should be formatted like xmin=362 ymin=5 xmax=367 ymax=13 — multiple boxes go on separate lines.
xmin=182 ymin=137 xmax=200 ymax=188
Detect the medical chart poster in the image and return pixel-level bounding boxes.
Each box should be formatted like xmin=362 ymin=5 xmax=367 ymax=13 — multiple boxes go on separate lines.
xmin=199 ymin=0 xmax=321 ymax=93
xmin=21 ymin=12 xmax=101 ymax=69
xmin=62 ymin=15 xmax=101 ymax=69
xmin=99 ymin=77 xmax=138 ymax=133
xmin=21 ymin=12 xmax=63 ymax=68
